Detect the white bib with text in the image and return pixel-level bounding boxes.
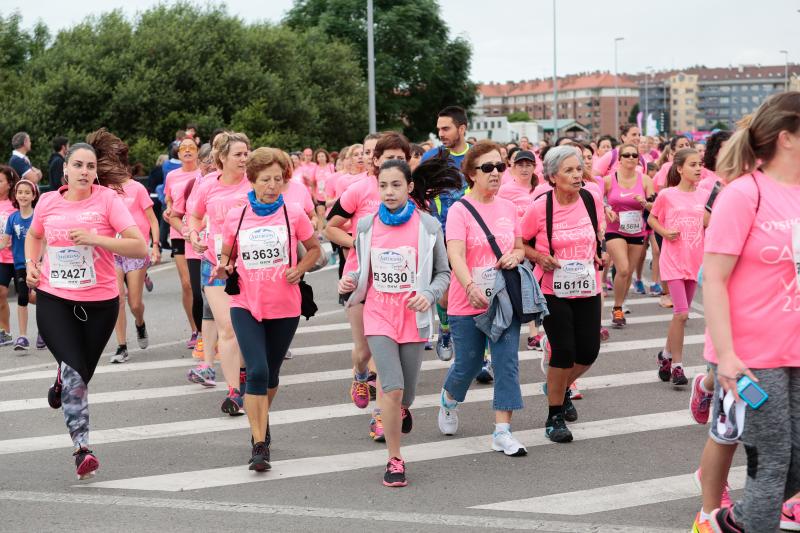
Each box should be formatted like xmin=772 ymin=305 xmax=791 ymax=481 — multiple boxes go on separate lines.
xmin=553 ymin=260 xmax=596 ymax=298
xmin=239 ymin=226 xmax=288 ymax=271
xmin=48 ymin=245 xmax=97 ymax=289
xmin=618 ymin=210 xmax=643 ymax=235
xmin=371 ymin=246 xmax=416 ymax=293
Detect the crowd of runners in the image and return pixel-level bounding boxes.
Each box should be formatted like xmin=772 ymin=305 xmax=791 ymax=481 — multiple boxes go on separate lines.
xmin=3 ymin=91 xmax=799 ymax=532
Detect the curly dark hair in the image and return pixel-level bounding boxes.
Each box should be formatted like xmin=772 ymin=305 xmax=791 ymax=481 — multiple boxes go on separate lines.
xmin=703 ymin=130 xmax=733 ymax=172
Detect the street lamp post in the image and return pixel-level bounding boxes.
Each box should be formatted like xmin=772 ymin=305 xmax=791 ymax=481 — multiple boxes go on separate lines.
xmin=780 ymin=50 xmax=789 ymax=92
xmin=644 ymin=66 xmax=652 ymax=136
xmin=367 ymin=0 xmax=377 ymax=133
xmin=552 ymin=0 xmax=558 ymax=137
xmin=614 ymin=37 xmax=624 ymax=135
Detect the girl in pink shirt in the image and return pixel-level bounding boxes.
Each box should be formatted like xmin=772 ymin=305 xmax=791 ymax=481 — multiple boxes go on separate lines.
xmin=312 ymin=149 xmax=332 ymax=228
xmin=26 ymin=142 xmax=146 ymax=480
xmin=0 ymin=165 xmax=18 ymax=346
xmin=647 ymin=148 xmax=706 ymax=386
xmin=213 ymin=147 xmax=321 ymax=472
xmin=338 ymin=158 xmax=454 ymax=487
xmin=189 ymin=132 xmax=251 ymax=416
xmin=696 ymin=93 xmax=800 ymax=531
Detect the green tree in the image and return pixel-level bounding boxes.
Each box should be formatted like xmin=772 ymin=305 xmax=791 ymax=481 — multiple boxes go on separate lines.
xmin=628 ymin=103 xmax=640 ymax=125
xmin=285 ymin=0 xmax=476 ymax=140
xmin=506 ymin=111 xmax=530 ymax=122
xmin=710 ymin=121 xmax=730 ymax=131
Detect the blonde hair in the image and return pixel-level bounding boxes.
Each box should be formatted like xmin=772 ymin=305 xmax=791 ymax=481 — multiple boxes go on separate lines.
xmin=717 ymin=92 xmax=800 ymax=181
xmin=246 ymin=147 xmax=291 ymax=183
xmin=212 ymin=131 xmax=251 ymax=169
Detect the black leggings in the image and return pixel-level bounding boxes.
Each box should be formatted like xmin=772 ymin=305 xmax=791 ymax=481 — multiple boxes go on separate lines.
xmin=13 ymin=269 xmax=29 ymax=306
xmin=230 ymin=308 xmax=299 ymax=395
xmin=187 ymin=258 xmax=203 ymax=329
xmin=542 ymin=294 xmax=601 ymax=369
xmin=36 ymin=290 xmax=119 ymax=384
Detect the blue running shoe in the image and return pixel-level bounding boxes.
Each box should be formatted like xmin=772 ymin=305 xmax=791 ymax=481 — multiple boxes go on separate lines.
xmin=435 ymin=326 xmax=453 ymax=361
xmin=634 ymin=279 xmax=646 ymax=295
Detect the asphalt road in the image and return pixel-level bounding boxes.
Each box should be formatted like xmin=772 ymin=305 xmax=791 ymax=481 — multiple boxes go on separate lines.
xmin=0 ymin=258 xmax=735 ymax=532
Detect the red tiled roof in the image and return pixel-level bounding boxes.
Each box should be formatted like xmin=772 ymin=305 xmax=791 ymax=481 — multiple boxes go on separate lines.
xmin=478 ymin=72 xmax=637 ymax=98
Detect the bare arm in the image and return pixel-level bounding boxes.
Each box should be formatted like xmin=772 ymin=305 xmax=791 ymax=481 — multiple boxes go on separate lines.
xmin=323 ymin=215 xmax=355 ymax=249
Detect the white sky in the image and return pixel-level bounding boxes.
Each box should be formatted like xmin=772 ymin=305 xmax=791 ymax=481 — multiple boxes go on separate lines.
xmin=3 ymin=0 xmax=799 ymax=82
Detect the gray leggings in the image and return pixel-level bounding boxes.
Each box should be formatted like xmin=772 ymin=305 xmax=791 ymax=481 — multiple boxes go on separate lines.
xmin=733 ymin=367 xmax=800 ymax=532
xmin=365 ymin=336 xmax=424 ymax=407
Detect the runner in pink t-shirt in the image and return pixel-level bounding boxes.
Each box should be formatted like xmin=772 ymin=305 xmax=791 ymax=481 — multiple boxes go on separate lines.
xmin=0 ymin=168 xmax=17 ymax=343
xmin=213 ymin=146 xmax=322 ymax=471
xmin=497 ymin=150 xmax=538 ymax=219
xmin=26 ymin=142 xmax=146 ymax=480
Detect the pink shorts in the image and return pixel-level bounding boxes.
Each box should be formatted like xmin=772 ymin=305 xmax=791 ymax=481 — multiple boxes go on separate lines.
xmin=665 ymin=279 xmax=697 ymax=314
xmin=114 ymin=254 xmax=150 ymax=274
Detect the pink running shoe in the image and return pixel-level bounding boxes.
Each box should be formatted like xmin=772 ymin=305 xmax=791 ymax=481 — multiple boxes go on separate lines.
xmin=694 ymin=468 xmax=732 ymax=509
xmin=186 ymin=331 xmax=199 ymax=349
xmin=690 ymin=373 xmax=714 ymax=425
xmin=383 ymin=457 xmax=407 ymax=487
xmin=599 ymin=327 xmax=610 ymax=342
xmin=527 ymin=334 xmax=543 ymax=351
xmin=569 ymin=381 xmax=583 ymax=400
xmin=74 ymin=447 xmax=99 ymax=480
xmin=350 ymin=380 xmax=370 ymax=409
xmin=782 ymin=499 xmax=800 ymax=531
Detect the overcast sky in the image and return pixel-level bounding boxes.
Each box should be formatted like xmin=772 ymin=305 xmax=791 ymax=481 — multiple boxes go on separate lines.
xmin=4 ymin=0 xmax=799 ymax=83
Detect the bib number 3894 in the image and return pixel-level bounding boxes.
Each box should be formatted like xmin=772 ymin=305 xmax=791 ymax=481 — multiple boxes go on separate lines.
xmin=48 ymin=246 xmax=97 ymax=289
xmin=371 ymin=246 xmax=416 ymax=293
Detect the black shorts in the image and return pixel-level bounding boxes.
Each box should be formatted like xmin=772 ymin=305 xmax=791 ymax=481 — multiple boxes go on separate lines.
xmin=13 ymin=268 xmax=29 ymax=306
xmin=542 ymin=294 xmax=601 ymax=369
xmin=655 ymin=232 xmax=663 ymax=249
xmin=605 ymin=233 xmax=645 ymax=246
xmin=0 ymin=263 xmax=14 ymax=287
xmin=315 ymin=200 xmax=326 ymax=208
xmin=171 ymin=238 xmax=186 ymax=257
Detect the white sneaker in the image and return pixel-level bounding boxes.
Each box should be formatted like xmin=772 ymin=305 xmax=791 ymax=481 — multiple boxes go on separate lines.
xmin=109 ymin=346 xmax=129 ymax=364
xmin=438 ymin=393 xmax=459 ymax=435
xmin=491 ymin=431 xmax=528 ymax=457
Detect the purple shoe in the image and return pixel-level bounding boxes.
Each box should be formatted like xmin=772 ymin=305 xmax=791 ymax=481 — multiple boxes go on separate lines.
xmin=186 ymin=331 xmax=199 ymax=349
xmin=13 ymin=336 xmax=30 ymax=352
xmin=36 ymin=333 xmax=46 ymax=350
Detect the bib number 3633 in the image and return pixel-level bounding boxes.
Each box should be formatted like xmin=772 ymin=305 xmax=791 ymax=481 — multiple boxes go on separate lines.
xmin=48 ymin=246 xmax=97 ymax=289
xmin=239 ymin=226 xmax=288 ymax=271
xmin=371 ymin=246 xmax=416 ymax=293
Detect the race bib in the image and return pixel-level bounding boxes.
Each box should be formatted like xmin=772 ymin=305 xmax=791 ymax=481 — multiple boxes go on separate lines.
xmin=552 ymin=260 xmax=596 ymax=298
xmin=472 ymin=266 xmax=497 ymax=299
xmin=48 ymin=246 xmax=97 ymax=289
xmin=316 ymin=180 xmax=326 ymax=194
xmin=618 ymin=210 xmax=643 ymax=234
xmin=214 ymin=234 xmax=223 ymax=262
xmin=239 ymin=226 xmax=288 ymax=271
xmin=371 ymin=246 xmax=416 ymax=293
xmin=793 ymin=223 xmax=800 ymax=290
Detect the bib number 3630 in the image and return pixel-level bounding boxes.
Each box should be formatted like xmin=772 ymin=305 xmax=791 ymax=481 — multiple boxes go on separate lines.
xmin=371 ymin=246 xmax=416 ymax=293
xmin=48 ymin=245 xmax=97 ymax=289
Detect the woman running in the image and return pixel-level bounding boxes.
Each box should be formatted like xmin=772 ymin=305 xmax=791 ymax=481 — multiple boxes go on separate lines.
xmin=189 ymin=132 xmax=251 ymax=415
xmin=339 ymin=158 xmax=455 ymax=486
xmin=312 ymin=148 xmax=332 ymax=231
xmin=28 ymin=142 xmax=146 ymax=479
xmin=0 ymin=165 xmax=19 ymax=346
xmin=213 ymin=147 xmax=320 ymax=471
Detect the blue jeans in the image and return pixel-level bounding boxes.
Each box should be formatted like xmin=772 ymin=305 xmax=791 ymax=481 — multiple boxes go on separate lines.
xmin=201 ymin=258 xmax=225 ymax=288
xmin=443 ymin=314 xmax=523 ymax=411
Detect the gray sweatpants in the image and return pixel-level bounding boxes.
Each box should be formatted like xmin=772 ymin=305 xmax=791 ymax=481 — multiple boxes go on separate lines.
xmin=365 ymin=336 xmax=424 ymax=407
xmin=734 ymin=367 xmax=800 ymax=532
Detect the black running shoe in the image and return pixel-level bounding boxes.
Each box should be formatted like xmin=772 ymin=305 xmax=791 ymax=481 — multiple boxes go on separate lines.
xmin=657 ymin=351 xmax=672 ymax=382
xmin=136 ymin=322 xmax=149 ymax=349
xmin=48 ymin=366 xmax=63 ymax=409
xmin=545 ymin=413 xmax=573 ymax=443
xmin=74 ymin=447 xmax=99 ymax=480
xmin=562 ymin=391 xmax=578 ymax=423
xmin=249 ymin=441 xmax=271 ymax=472
xmin=367 ymin=371 xmax=377 ymax=401
xmin=401 ymin=407 xmax=413 ymax=434
xmin=383 ymin=457 xmax=407 ymax=487
xmin=709 ymin=505 xmax=744 ymax=533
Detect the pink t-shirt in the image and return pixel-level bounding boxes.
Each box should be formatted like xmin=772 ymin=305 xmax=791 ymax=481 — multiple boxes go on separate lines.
xmin=119 ymin=180 xmax=153 ymax=245
xmin=703 ymin=171 xmax=800 ymax=369
xmin=532 ymin=182 xmax=553 ymax=199
xmin=339 ymin=177 xmax=381 ymax=276
xmin=325 ymin=172 xmax=343 ymax=202
xmin=223 ymin=203 xmax=314 ymax=321
xmin=172 ymin=176 xmax=200 ymax=260
xmin=164 ymin=168 xmax=201 ymax=239
xmin=497 ymin=180 xmax=536 ymax=219
xmin=653 ymin=162 xmax=671 ymax=192
xmin=191 ymin=175 xmax=251 ymax=265
xmin=500 ymin=168 xmax=514 ymax=185
xmin=362 ymin=211 xmax=424 ymax=343
xmin=520 ymin=191 xmax=604 ymax=297
xmin=649 ymin=186 xmax=708 ymax=281
xmin=445 ymin=196 xmax=520 ymax=316
xmin=283 ymin=179 xmax=315 ymax=216
xmin=698 ymin=170 xmax=721 ymax=194
xmin=31 ymin=185 xmax=137 ymax=301
xmin=313 ymin=165 xmax=331 ymax=202
xmin=0 ymin=199 xmax=16 ymax=264
xmin=335 ymin=172 xmax=368 ymax=198
xmin=592 ymin=150 xmax=645 ymax=177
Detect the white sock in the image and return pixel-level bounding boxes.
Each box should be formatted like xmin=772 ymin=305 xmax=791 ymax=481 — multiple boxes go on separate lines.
xmin=494 ymin=423 xmax=510 ymax=435
xmin=663 ymin=350 xmax=672 ymax=360
xmin=699 ymin=509 xmax=711 ymax=521
xmin=700 ymin=377 xmax=713 ymax=394
xmin=673 ymin=362 xmax=683 ymax=369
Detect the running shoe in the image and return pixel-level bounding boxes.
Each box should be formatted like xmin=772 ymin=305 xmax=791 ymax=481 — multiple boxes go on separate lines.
xmin=672 ymin=366 xmax=688 ymax=386
xmin=13 ymin=336 xmax=29 ymax=352
xmin=660 ymin=294 xmax=673 ymax=308
xmin=569 ymin=381 xmax=583 ymax=400
xmin=186 ymin=331 xmax=199 ymax=349
xmin=527 ymin=334 xmax=543 ymax=351
xmin=0 ymin=330 xmax=13 ymax=346
xmin=383 ymin=457 xmax=407 ymax=487
xmin=48 ymin=366 xmax=63 ymax=409
xmin=369 ymin=412 xmax=385 ymax=442
xmin=781 ymin=499 xmax=800 ymax=531
xmin=657 ymin=351 xmax=672 ymax=382
xmin=284 ymin=349 xmax=293 ymax=360
xmin=634 ymin=279 xmax=646 ymax=294
xmin=491 ymin=430 xmax=528 ymax=457
xmin=74 ymin=447 xmax=99 ymax=480
xmin=599 ymin=327 xmax=610 ymax=342
xmin=476 ymin=360 xmax=494 ymax=384
xmin=424 ymin=340 xmax=432 ymax=350
xmin=187 ymin=364 xmax=216 ymax=387
xmin=605 ymin=279 xmax=613 ymax=292
xmin=691 ymin=513 xmax=714 ymax=533
xmin=401 ymin=407 xmax=413 ymax=434
xmin=248 ymin=441 xmax=271 ymax=472
xmin=611 ymin=307 xmax=626 ymax=328
xmin=649 ymin=283 xmax=663 ymax=296
xmin=239 ymin=369 xmax=247 ymax=396
xmin=563 ymin=390 xmax=578 ymax=422
xmin=110 ymin=345 xmax=129 ymax=364
xmin=191 ymin=338 xmax=204 ymax=360
xmin=545 ymin=413 xmax=573 ymax=443
xmin=690 ymin=374 xmax=713 ymax=425
xmin=36 ymin=333 xmax=46 ymax=350
xmin=693 ymin=468 xmax=732 ymax=509
xmin=221 ymin=388 xmax=244 ymax=416
xmin=350 ymin=379 xmax=370 ymax=409
xmin=136 ymin=322 xmax=149 ymax=349
xmin=438 ymin=391 xmax=459 ymax=435
xmin=623 ymin=304 xmax=631 ymax=314
xmin=144 ymin=273 xmax=154 ymax=292
xmin=709 ymin=506 xmax=744 ymax=533
xmin=435 ymin=326 xmax=453 ymax=361
xmin=367 ymin=371 xmax=377 ymax=401
xmin=539 ymin=335 xmax=551 ymax=375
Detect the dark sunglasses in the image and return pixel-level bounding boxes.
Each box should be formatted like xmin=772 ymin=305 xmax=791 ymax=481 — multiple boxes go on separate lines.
xmin=620 ymin=153 xmax=639 ymax=159
xmin=474 ymin=162 xmax=507 ymax=173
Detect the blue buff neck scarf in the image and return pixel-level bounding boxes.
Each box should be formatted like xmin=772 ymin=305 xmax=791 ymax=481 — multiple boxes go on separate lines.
xmin=248 ymin=190 xmax=284 ymax=216
xmin=378 ymin=200 xmax=416 ymax=226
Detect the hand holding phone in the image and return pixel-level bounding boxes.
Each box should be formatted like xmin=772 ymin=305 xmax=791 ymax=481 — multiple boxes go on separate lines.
xmin=737 ymin=375 xmax=768 ymax=409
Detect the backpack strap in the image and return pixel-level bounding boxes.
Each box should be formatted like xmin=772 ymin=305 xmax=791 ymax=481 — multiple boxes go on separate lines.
xmin=545 ymin=191 xmax=555 ymax=257
xmin=457 ymin=198 xmax=503 ymax=260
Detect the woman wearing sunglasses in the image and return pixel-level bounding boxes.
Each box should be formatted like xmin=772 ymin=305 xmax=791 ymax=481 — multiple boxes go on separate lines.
xmin=603 ymin=143 xmax=655 ymax=328
xmin=437 ymin=140 xmax=527 ymax=457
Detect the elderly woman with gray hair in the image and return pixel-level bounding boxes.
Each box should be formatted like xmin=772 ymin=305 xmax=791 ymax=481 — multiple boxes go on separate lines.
xmin=520 ymin=145 xmax=605 ymax=443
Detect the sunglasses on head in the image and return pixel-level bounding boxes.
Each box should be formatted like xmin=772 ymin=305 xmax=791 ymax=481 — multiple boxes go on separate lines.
xmin=474 ymin=162 xmax=507 ymax=173
xmin=620 ymin=152 xmax=638 ymax=159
